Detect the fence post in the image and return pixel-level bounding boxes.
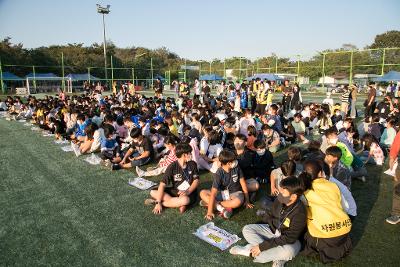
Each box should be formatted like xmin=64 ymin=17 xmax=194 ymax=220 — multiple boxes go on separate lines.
xmin=32 ymin=65 xmax=37 ymax=91
xmin=151 ymin=57 xmax=154 ymax=85
xmin=199 ymin=61 xmax=202 ymax=78
xmin=131 ymin=68 xmax=135 ymax=85
xmin=349 ymin=50 xmax=354 ymax=84
xmin=88 ymin=67 xmax=91 ymax=84
xmin=256 ymin=59 xmax=258 ymax=73
xmin=183 ymin=59 xmax=186 ymax=82
xmin=61 ymin=52 xmax=65 ymax=92
xmin=0 ymin=58 xmax=4 ymax=94
xmin=110 ymin=55 xmax=114 ymax=87
xmin=296 ymin=55 xmax=300 ymax=82
xmin=381 ymin=48 xmax=386 ymax=76
xmin=239 ymin=58 xmax=242 ymax=80
xmin=223 ymin=60 xmax=226 ymax=79
xmin=322 ymin=53 xmax=326 ymax=91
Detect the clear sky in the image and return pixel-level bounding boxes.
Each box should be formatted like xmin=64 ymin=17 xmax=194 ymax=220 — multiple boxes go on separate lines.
xmin=0 ymin=0 xmax=399 ymax=60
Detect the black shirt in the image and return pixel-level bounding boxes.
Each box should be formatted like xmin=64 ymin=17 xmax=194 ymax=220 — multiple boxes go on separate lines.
xmin=212 ymin=166 xmax=244 ymax=193
xmin=162 ymin=161 xmax=199 ymax=190
xmin=259 ymin=199 xmax=307 ymax=251
xmin=253 ymin=151 xmax=275 ymax=179
xmin=376 ymin=101 xmax=390 ymax=118
xmin=130 ymin=136 xmax=154 ymax=159
xmin=236 ymin=149 xmax=256 ymax=179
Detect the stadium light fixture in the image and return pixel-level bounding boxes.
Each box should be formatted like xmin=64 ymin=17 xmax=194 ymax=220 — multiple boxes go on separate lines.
xmin=96 ymin=4 xmax=111 ymax=88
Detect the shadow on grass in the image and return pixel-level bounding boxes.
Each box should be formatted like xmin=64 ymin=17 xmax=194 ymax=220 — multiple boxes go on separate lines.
xmin=349 ymin=164 xmax=383 ymax=247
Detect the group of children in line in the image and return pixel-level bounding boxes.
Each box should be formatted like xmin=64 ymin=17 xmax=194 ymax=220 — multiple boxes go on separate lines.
xmin=1 ymin=79 xmax=398 ymax=266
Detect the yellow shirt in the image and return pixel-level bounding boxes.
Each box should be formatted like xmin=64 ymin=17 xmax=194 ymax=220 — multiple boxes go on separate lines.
xmin=267 ymin=93 xmax=273 ymax=104
xmin=304 ymin=178 xmax=351 ymax=238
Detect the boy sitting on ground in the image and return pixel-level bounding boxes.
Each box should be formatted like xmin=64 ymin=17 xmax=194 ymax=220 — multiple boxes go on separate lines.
xmin=144 ymin=143 xmax=199 ymax=214
xmin=199 ymin=150 xmax=254 ymax=220
xmin=230 ymin=176 xmax=306 ymax=266
xmin=136 ymin=135 xmax=177 ymax=177
xmin=111 ymin=128 xmax=154 ymax=170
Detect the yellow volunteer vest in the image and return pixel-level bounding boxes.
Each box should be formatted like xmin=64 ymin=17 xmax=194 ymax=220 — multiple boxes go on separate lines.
xmin=257 ymin=90 xmax=268 ymax=104
xmin=304 ymin=178 xmax=351 ymax=238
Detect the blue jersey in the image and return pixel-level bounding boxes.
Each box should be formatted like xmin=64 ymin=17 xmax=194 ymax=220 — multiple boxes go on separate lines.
xmin=75 ymin=119 xmax=91 ymax=137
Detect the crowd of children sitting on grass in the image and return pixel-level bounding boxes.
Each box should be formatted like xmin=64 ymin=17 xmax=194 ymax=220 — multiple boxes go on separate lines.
xmin=1 ymin=79 xmax=399 ymax=266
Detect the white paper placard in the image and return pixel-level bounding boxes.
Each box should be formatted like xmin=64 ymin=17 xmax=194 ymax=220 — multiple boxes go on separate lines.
xmin=128 ymin=177 xmax=157 ymax=190
xmin=193 ymin=222 xmax=241 ymax=251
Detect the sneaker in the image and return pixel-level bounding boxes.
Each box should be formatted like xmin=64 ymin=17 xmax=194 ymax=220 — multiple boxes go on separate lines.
xmin=386 ymin=215 xmax=400 ymax=225
xmin=357 ymin=176 xmax=366 ymax=183
xmin=71 ymin=143 xmax=81 ymax=157
xmin=199 ymin=200 xmax=208 ymax=207
xmin=220 ymin=208 xmax=233 ymax=219
xmin=111 ymin=164 xmax=121 ymax=171
xmin=135 ymin=166 xmax=145 ymax=177
xmin=229 ymin=245 xmax=251 ymax=256
xmin=256 ymin=209 xmax=266 ymax=217
xmin=100 ymin=159 xmax=111 ymax=168
xmin=272 ymin=260 xmax=287 ymax=267
xmin=144 ymin=198 xmax=157 ymax=206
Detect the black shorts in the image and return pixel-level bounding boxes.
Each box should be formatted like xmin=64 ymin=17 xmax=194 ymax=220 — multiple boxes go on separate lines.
xmin=165 ymin=188 xmax=198 ymax=206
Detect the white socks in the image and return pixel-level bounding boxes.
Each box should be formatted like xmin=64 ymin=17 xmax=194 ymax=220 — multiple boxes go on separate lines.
xmin=216 ymin=204 xmax=224 ymax=212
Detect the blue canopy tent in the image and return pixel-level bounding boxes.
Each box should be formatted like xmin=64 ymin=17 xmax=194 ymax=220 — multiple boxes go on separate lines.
xmin=0 ymin=72 xmax=24 ymax=94
xmin=374 ymin=71 xmax=400 ymax=82
xmin=245 ymin=73 xmax=282 ymax=81
xmin=2 ymin=71 xmax=23 ymax=81
xmin=65 ymin=73 xmax=100 ymax=81
xmin=199 ymin=74 xmax=224 ymax=81
xmin=25 ymin=73 xmax=60 ymax=80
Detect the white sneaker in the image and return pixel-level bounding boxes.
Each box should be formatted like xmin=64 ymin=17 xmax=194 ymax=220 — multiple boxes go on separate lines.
xmin=71 ymin=143 xmax=81 ymax=157
xmin=229 ymin=244 xmax=251 ymax=257
xmin=272 ymin=260 xmax=287 ymax=267
xmin=135 ymin=166 xmax=145 ymax=177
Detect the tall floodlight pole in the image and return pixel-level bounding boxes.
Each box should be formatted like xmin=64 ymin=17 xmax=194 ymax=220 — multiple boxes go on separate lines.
xmin=97 ymin=4 xmax=110 ymax=88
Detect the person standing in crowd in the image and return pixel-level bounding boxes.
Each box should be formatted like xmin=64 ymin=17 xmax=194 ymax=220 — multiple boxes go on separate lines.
xmin=386 ymin=131 xmax=400 ymax=224
xmin=250 ymin=79 xmax=259 ymax=114
xmin=340 ymin=85 xmax=350 ymax=118
xmin=154 ymin=78 xmax=163 ymax=98
xmin=290 ymin=83 xmax=302 ymax=109
xmin=255 ymin=81 xmax=269 ymax=115
xmin=364 ymin=82 xmax=376 ymax=118
xmin=281 ymin=80 xmax=292 ymax=113
xmin=349 ymin=85 xmax=357 ymax=118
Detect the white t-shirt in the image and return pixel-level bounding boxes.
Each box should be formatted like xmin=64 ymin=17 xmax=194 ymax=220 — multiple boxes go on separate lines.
xmin=200 ymin=137 xmax=209 ymax=155
xmin=0 ymin=102 xmax=7 ymax=110
xmin=207 ymin=144 xmax=223 ymax=159
xmin=322 ymin=98 xmax=334 ymax=107
xmin=90 ymin=128 xmax=105 ymax=153
xmin=238 ymin=117 xmax=255 ymax=136
xmin=271 ymin=168 xmax=285 ymax=189
xmin=329 ymin=177 xmax=357 ymax=216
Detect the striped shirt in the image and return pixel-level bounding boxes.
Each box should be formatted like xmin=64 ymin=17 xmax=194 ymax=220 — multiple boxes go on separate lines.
xmin=341 ymin=90 xmax=350 ymax=103
xmin=158 ymin=150 xmax=178 ymax=168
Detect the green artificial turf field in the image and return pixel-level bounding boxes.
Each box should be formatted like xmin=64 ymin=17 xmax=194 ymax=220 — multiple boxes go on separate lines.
xmin=0 ymin=118 xmax=399 ymax=267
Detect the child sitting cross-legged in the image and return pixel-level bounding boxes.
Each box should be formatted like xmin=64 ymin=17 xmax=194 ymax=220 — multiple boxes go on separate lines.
xmin=144 ymin=143 xmax=199 ymax=214
xmin=136 ymin=135 xmax=178 ymax=177
xmin=199 ymin=149 xmax=254 ymax=220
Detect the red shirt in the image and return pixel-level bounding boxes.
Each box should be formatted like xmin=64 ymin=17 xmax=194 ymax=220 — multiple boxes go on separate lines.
xmin=389 ymin=132 xmax=400 ymax=159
